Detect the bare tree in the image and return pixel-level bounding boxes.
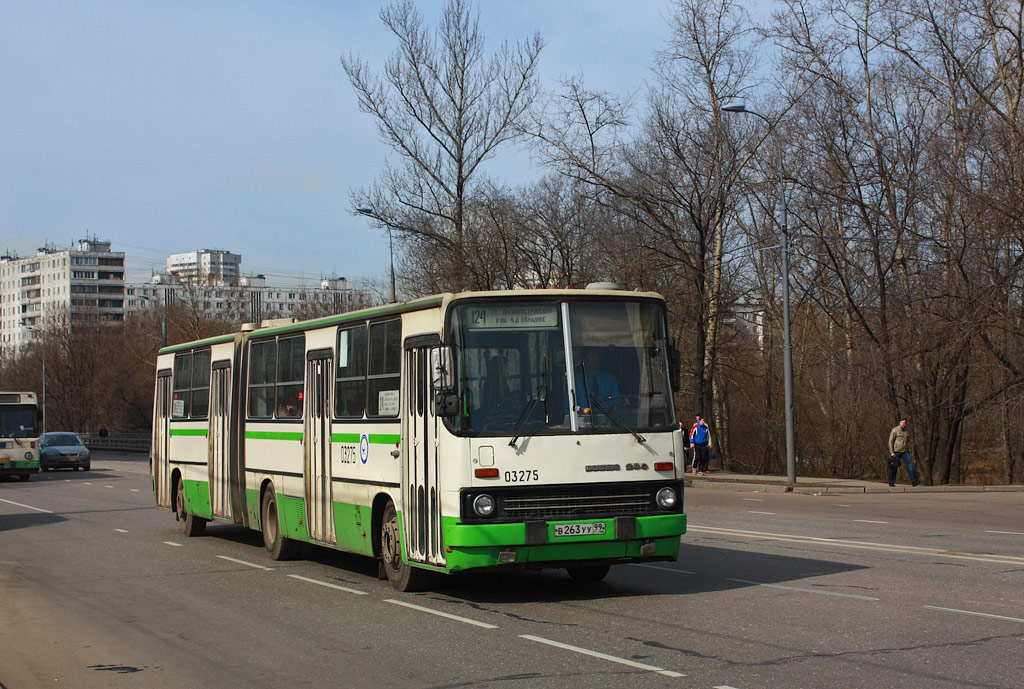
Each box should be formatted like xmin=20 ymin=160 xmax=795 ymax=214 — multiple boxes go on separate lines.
xmin=342 ymin=0 xmax=542 ymax=291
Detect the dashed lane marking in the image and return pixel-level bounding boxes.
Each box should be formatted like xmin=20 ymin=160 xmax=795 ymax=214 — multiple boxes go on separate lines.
xmin=922 ymin=606 xmax=1024 ymax=624
xmin=986 ymin=530 xmax=1024 ymax=536
xmin=727 ymin=577 xmax=879 ymax=601
xmin=114 ymin=528 xmax=128 ymax=533
xmin=520 ymin=634 xmax=684 ymax=678
xmin=164 ymin=541 xmax=182 ymax=547
xmin=384 ymin=599 xmax=498 ymax=629
xmin=216 ymin=555 xmax=272 ymax=571
xmin=632 ymin=563 xmax=696 ymax=575
xmin=689 ymin=525 xmax=1024 ymax=565
xmin=288 ymin=574 xmax=368 ymax=595
xmin=0 ymin=497 xmax=54 ymax=514
xmin=853 ymin=519 xmax=888 ymax=524
xmin=749 ymin=511 xmax=776 ymax=515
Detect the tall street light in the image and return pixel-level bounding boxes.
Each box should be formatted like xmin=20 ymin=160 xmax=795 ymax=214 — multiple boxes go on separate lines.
xmin=355 ymin=206 xmax=397 ymax=304
xmin=24 ymin=325 xmax=46 ymax=434
xmin=723 ymin=100 xmax=796 ymax=484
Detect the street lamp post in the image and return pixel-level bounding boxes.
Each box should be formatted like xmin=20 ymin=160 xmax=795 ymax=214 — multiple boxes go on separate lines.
xmin=723 ymin=101 xmax=796 ymax=484
xmin=24 ymin=325 xmax=46 ymax=434
xmin=355 ymin=207 xmax=397 ymax=304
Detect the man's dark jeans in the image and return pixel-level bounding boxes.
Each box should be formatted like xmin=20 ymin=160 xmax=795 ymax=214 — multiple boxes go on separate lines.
xmin=889 ymin=451 xmax=919 ymax=486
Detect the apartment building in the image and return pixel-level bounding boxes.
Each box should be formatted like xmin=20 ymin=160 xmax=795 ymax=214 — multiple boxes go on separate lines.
xmin=0 ymin=239 xmax=125 ymax=348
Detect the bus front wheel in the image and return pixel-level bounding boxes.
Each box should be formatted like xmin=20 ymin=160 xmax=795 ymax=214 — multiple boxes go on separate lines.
xmin=261 ymin=487 xmax=299 ymax=560
xmin=175 ymin=478 xmax=207 ymax=537
xmin=379 ymin=500 xmax=428 ymax=592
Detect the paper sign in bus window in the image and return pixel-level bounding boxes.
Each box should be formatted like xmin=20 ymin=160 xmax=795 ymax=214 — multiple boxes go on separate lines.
xmin=378 ymin=389 xmax=400 ymax=416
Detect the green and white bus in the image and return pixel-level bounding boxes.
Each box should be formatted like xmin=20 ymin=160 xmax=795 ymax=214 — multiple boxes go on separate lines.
xmin=0 ymin=391 xmax=40 ymax=481
xmin=152 ymin=287 xmax=686 ymax=590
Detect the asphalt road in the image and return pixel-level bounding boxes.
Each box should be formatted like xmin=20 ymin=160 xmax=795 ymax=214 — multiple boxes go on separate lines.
xmin=1 ymin=453 xmax=1022 ymax=689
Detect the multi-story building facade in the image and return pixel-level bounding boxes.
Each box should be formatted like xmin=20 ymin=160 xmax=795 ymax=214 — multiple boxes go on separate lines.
xmin=165 ymin=249 xmax=241 ymax=285
xmin=0 ymin=239 xmax=125 ymax=349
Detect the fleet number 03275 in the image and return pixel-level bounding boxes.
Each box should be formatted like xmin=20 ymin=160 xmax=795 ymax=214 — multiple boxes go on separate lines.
xmin=504 ymin=470 xmax=539 ymax=483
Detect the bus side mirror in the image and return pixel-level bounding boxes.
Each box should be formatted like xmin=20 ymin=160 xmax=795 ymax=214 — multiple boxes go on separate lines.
xmin=669 ymin=343 xmax=681 ymax=393
xmin=431 ymin=347 xmax=453 ymax=390
xmin=434 ymin=392 xmax=460 ymax=417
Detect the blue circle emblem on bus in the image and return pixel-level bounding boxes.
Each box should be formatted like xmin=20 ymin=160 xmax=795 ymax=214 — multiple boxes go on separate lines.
xmin=360 ymin=434 xmax=369 ymax=464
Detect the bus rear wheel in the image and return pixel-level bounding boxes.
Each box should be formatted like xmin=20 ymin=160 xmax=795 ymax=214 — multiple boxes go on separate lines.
xmin=261 ymin=487 xmax=299 ymax=560
xmin=175 ymin=478 xmax=207 ymax=537
xmin=380 ymin=500 xmax=428 ymax=592
xmin=566 ymin=563 xmax=611 ymax=582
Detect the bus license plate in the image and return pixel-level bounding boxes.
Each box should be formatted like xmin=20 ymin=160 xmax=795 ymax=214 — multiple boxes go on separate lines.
xmin=554 ymin=522 xmax=606 ymax=537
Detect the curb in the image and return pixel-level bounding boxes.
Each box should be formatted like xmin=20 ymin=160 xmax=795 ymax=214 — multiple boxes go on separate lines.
xmin=684 ymin=477 xmax=1024 ymax=494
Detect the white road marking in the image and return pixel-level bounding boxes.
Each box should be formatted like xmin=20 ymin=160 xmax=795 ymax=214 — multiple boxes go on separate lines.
xmin=0 ymin=497 xmax=54 ymax=514
xmin=83 ymin=482 xmax=92 ymax=485
xmin=521 ymin=634 xmax=684 ymax=678
xmin=742 ymin=498 xmax=765 ymax=502
xmin=853 ymin=519 xmax=888 ymax=524
xmin=385 ymin=599 xmax=498 ymax=629
xmin=832 ymin=504 xmax=851 ymax=507
xmin=216 ymin=555 xmax=272 ymax=571
xmin=632 ymin=564 xmax=696 ymax=575
xmin=287 ymin=574 xmax=368 ymax=595
xmin=130 ymin=489 xmax=140 ymax=492
xmin=986 ymin=530 xmax=1024 ymax=536
xmin=749 ymin=511 xmax=776 ymax=515
xmin=715 ymin=686 xmax=744 ymax=689
xmin=727 ymin=577 xmax=879 ymax=601
xmin=164 ymin=541 xmax=182 ymax=547
xmin=689 ymin=525 xmax=1024 ymax=565
xmin=922 ymin=606 xmax=1024 ymax=624
xmin=105 ymin=485 xmax=113 ymax=488
xmin=114 ymin=528 xmax=128 ymax=533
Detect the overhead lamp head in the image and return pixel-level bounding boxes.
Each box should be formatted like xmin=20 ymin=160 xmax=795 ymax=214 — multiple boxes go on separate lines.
xmin=722 ymin=100 xmax=747 ymax=113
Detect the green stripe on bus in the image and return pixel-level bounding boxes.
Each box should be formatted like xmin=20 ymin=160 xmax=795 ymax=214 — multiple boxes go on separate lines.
xmin=170 ymin=428 xmax=208 ymax=437
xmin=331 ymin=433 xmax=400 ymax=444
xmin=245 ymin=431 xmax=304 ymax=441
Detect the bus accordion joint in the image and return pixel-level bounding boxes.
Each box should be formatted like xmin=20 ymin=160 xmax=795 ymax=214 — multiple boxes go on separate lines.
xmin=475 ymin=468 xmax=499 ymax=478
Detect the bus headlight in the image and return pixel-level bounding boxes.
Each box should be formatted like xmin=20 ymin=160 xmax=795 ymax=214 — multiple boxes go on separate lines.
xmin=656 ymin=487 xmax=678 ymax=509
xmin=472 ymin=494 xmax=496 ymax=517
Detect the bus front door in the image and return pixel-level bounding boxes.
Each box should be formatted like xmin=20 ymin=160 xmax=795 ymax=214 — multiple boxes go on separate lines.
xmin=304 ymin=353 xmax=336 ymax=545
xmin=402 ymin=344 xmax=446 ymax=568
xmin=208 ymin=362 xmax=232 ymax=520
xmin=153 ymin=370 xmax=172 ymax=508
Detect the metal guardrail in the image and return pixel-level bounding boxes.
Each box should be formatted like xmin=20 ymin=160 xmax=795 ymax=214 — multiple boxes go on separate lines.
xmin=79 ymin=433 xmax=151 ymax=454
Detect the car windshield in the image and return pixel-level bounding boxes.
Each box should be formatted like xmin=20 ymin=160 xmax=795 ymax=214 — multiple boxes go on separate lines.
xmin=45 ymin=433 xmax=82 ymax=446
xmin=446 ymin=298 xmax=675 ymax=436
xmin=0 ymin=405 xmax=39 ymax=438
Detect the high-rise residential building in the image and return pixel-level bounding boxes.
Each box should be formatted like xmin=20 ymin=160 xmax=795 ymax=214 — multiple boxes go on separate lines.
xmin=0 ymin=238 xmax=125 ymax=349
xmin=166 ymin=249 xmax=241 ymax=285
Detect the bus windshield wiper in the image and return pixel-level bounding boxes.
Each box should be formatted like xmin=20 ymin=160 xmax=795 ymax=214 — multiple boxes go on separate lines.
xmin=588 ymin=395 xmax=646 ymax=444
xmin=508 ymin=385 xmax=546 ymax=448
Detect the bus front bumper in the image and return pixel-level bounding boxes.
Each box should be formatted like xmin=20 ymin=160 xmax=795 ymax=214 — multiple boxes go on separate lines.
xmin=441 ymin=513 xmax=686 ymax=572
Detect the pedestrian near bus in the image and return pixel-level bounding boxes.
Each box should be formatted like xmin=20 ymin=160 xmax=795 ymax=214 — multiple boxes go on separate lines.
xmin=888 ymin=418 xmax=920 ymax=487
xmin=689 ymin=414 xmax=712 ymax=475
xmin=680 ymin=420 xmax=695 ymax=473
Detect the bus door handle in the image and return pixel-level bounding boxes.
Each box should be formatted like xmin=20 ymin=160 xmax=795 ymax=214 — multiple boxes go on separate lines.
xmin=390 ymin=449 xmax=400 ymax=458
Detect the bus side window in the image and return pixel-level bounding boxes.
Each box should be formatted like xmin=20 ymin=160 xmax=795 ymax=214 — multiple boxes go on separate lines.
xmin=248 ymin=340 xmax=276 ymax=418
xmin=172 ymin=352 xmax=192 ymax=418
xmin=335 ymin=324 xmax=367 ymax=417
xmin=276 ymin=335 xmax=305 ymax=418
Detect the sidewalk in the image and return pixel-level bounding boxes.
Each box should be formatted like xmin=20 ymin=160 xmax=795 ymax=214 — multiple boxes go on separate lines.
xmin=685 ymin=471 xmax=1024 ymax=494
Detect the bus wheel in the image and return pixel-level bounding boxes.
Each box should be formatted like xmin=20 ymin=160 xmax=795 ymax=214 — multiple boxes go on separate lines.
xmin=566 ymin=564 xmax=611 ymax=582
xmin=380 ymin=500 xmax=428 ymax=592
xmin=175 ymin=479 xmax=207 ymax=537
xmin=261 ymin=487 xmax=299 ymax=560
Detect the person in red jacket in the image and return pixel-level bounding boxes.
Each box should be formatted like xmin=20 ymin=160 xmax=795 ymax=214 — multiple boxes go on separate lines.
xmin=689 ymin=414 xmax=712 ymax=475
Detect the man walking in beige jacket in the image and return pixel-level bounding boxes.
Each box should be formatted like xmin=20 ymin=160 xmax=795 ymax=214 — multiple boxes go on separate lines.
xmin=888 ymin=418 xmax=920 ymax=487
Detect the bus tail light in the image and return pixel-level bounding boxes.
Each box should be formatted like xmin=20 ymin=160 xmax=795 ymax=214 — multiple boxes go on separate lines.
xmin=475 ymin=468 xmax=499 ymax=478
xmin=654 ymin=462 xmax=673 ymax=471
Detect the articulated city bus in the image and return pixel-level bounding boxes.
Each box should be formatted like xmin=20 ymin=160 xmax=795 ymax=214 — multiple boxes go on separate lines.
xmin=0 ymin=392 xmax=40 ymax=481
xmin=152 ymin=287 xmax=687 ymax=590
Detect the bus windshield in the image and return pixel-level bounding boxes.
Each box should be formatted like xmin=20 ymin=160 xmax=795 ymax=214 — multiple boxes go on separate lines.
xmin=447 ymin=299 xmax=675 ymax=436
xmin=0 ymin=405 xmax=40 ymax=438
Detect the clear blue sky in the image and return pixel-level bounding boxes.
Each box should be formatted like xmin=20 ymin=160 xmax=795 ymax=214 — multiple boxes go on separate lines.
xmin=1 ymin=1 xmax=682 ymax=287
